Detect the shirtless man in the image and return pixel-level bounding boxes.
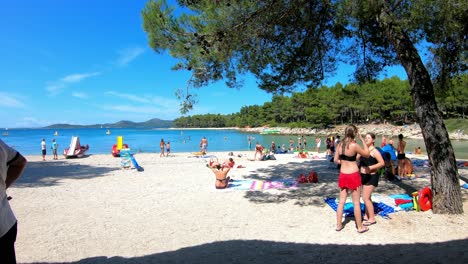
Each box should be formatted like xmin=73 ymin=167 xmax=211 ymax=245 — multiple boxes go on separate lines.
xmin=208 ymin=163 xmax=231 ymax=189
xmin=397 ymin=134 xmax=407 ymax=177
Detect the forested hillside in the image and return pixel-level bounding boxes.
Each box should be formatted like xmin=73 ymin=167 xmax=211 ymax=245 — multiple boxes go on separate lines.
xmin=173 ymin=76 xmax=467 ymax=128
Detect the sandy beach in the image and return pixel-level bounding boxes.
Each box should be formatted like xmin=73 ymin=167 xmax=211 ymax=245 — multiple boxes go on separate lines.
xmin=9 ymin=151 xmax=468 ymax=264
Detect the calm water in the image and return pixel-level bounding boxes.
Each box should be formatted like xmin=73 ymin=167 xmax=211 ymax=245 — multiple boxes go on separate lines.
xmin=1 ymin=128 xmax=468 ymax=159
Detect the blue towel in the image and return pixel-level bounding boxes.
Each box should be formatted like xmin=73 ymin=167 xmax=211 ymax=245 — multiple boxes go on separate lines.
xmin=399 ymin=202 xmax=414 ymax=211
xmin=389 ymin=194 xmax=412 ymax=200
xmin=324 ymin=197 xmax=395 ymax=217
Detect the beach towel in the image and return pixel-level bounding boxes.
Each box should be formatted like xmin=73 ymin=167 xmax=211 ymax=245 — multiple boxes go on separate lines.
xmin=389 ymin=194 xmax=416 ymax=211
xmin=228 ymin=179 xmax=297 ymax=191
xmin=324 ymin=197 xmax=395 ymax=218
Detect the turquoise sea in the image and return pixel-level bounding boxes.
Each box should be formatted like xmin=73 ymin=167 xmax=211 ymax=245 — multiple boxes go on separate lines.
xmin=1 ymin=128 xmax=468 ymax=159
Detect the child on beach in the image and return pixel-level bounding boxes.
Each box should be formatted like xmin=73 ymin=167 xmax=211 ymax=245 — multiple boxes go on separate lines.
xmin=166 ymin=141 xmax=171 ymax=157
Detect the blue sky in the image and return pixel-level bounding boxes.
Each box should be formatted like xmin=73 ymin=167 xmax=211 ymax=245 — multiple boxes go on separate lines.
xmin=0 ymin=0 xmax=408 ymax=128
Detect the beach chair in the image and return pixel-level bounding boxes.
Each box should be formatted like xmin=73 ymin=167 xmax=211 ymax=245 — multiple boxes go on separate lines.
xmin=120 ymin=148 xmax=132 ymax=169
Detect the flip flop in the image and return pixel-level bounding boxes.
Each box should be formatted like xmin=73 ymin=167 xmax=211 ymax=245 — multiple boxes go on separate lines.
xmin=363 ymin=221 xmax=377 ymax=226
xmin=357 ymin=227 xmax=369 ymax=234
xmin=335 ymin=226 xmax=344 ymax=232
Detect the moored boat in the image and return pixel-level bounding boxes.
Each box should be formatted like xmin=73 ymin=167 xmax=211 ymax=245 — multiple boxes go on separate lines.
xmin=260 ymin=128 xmax=281 ymax=135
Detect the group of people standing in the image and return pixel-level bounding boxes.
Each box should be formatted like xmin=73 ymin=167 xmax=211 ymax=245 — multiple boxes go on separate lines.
xmin=159 ymin=139 xmax=171 ymax=157
xmin=40 ymin=138 xmax=59 ymax=161
xmin=334 ymin=124 xmax=386 ymax=233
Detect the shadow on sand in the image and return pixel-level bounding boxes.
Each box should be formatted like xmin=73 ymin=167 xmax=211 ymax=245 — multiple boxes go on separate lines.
xmin=29 ymin=239 xmax=467 ymax=264
xmin=239 ymin=159 xmax=434 ymax=206
xmin=15 ymin=155 xmax=119 ymax=188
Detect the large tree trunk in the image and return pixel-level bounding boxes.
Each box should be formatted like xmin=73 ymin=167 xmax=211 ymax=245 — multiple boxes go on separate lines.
xmin=377 ymin=4 xmax=463 ymax=214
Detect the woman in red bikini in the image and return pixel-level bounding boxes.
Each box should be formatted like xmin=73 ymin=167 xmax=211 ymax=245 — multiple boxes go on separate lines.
xmin=334 ymin=124 xmax=370 ymax=233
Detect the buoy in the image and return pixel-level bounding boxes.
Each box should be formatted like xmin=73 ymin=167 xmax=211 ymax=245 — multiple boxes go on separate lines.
xmin=418 ymin=187 xmax=433 ymax=211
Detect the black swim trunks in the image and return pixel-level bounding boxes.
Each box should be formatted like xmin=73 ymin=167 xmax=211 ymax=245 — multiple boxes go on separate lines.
xmin=361 ymin=173 xmax=380 ymax=187
xmin=397 ymin=153 xmax=406 ymax=160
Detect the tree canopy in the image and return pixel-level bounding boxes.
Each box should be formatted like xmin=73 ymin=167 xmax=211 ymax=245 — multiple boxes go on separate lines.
xmin=142 ymin=0 xmax=467 ymax=214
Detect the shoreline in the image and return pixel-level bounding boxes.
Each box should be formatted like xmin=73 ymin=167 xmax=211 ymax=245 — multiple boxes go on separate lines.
xmin=239 ymin=124 xmax=468 ymax=140
xmin=171 ymin=123 xmax=467 ymax=140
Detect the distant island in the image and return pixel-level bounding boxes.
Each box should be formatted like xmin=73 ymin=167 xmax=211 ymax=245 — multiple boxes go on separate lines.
xmin=43 ymin=118 xmax=173 ymax=129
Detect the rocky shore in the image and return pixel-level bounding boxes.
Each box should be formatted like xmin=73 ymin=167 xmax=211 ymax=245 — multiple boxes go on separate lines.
xmin=241 ymin=123 xmax=468 ymax=140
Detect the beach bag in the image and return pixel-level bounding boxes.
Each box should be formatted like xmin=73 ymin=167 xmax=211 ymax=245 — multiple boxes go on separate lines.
xmin=308 ymin=171 xmax=319 ymax=183
xmin=298 ymin=174 xmax=308 ymax=183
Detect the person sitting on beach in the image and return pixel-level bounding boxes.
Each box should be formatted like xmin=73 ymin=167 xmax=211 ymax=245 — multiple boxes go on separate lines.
xmin=254 ymin=142 xmax=265 ymax=160
xmin=381 ymin=135 xmax=387 ymax=147
xmin=415 ymin=146 xmax=422 ymax=155
xmin=281 ymin=144 xmax=287 ymax=153
xmin=207 ymin=163 xmax=231 ymax=189
xmin=276 ymin=146 xmax=287 ymax=154
xmin=270 ymin=141 xmax=276 ymax=153
xmin=297 ymin=150 xmax=309 ymax=158
xmin=223 ymin=158 xmax=235 ymax=168
xmin=209 ymin=158 xmax=235 ymax=169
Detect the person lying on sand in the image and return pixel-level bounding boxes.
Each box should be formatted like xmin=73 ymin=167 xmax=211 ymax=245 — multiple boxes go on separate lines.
xmin=207 ymin=163 xmax=231 ymax=189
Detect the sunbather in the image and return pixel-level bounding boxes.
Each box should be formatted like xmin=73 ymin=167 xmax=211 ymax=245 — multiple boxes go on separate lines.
xmin=207 ymin=163 xmax=231 ymax=189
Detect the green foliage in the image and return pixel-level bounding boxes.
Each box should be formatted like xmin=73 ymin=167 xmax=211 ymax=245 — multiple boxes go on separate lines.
xmin=444 ymin=119 xmax=468 ymax=133
xmin=142 ymin=0 xmax=466 ymax=114
xmin=172 ymin=75 xmax=466 ymax=128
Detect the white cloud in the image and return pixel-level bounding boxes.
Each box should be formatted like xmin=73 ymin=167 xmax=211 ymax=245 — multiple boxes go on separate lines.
xmin=13 ymin=117 xmax=49 ymax=128
xmin=61 ymin=72 xmax=100 ymax=83
xmin=72 ymin=92 xmax=88 ymax=99
xmin=46 ymin=72 xmax=100 ymax=95
xmin=0 ymin=92 xmax=26 ymax=108
xmin=102 ymin=91 xmax=181 ymax=119
xmin=105 ymin=91 xmax=151 ymax=104
xmin=116 ymin=47 xmax=145 ymax=66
